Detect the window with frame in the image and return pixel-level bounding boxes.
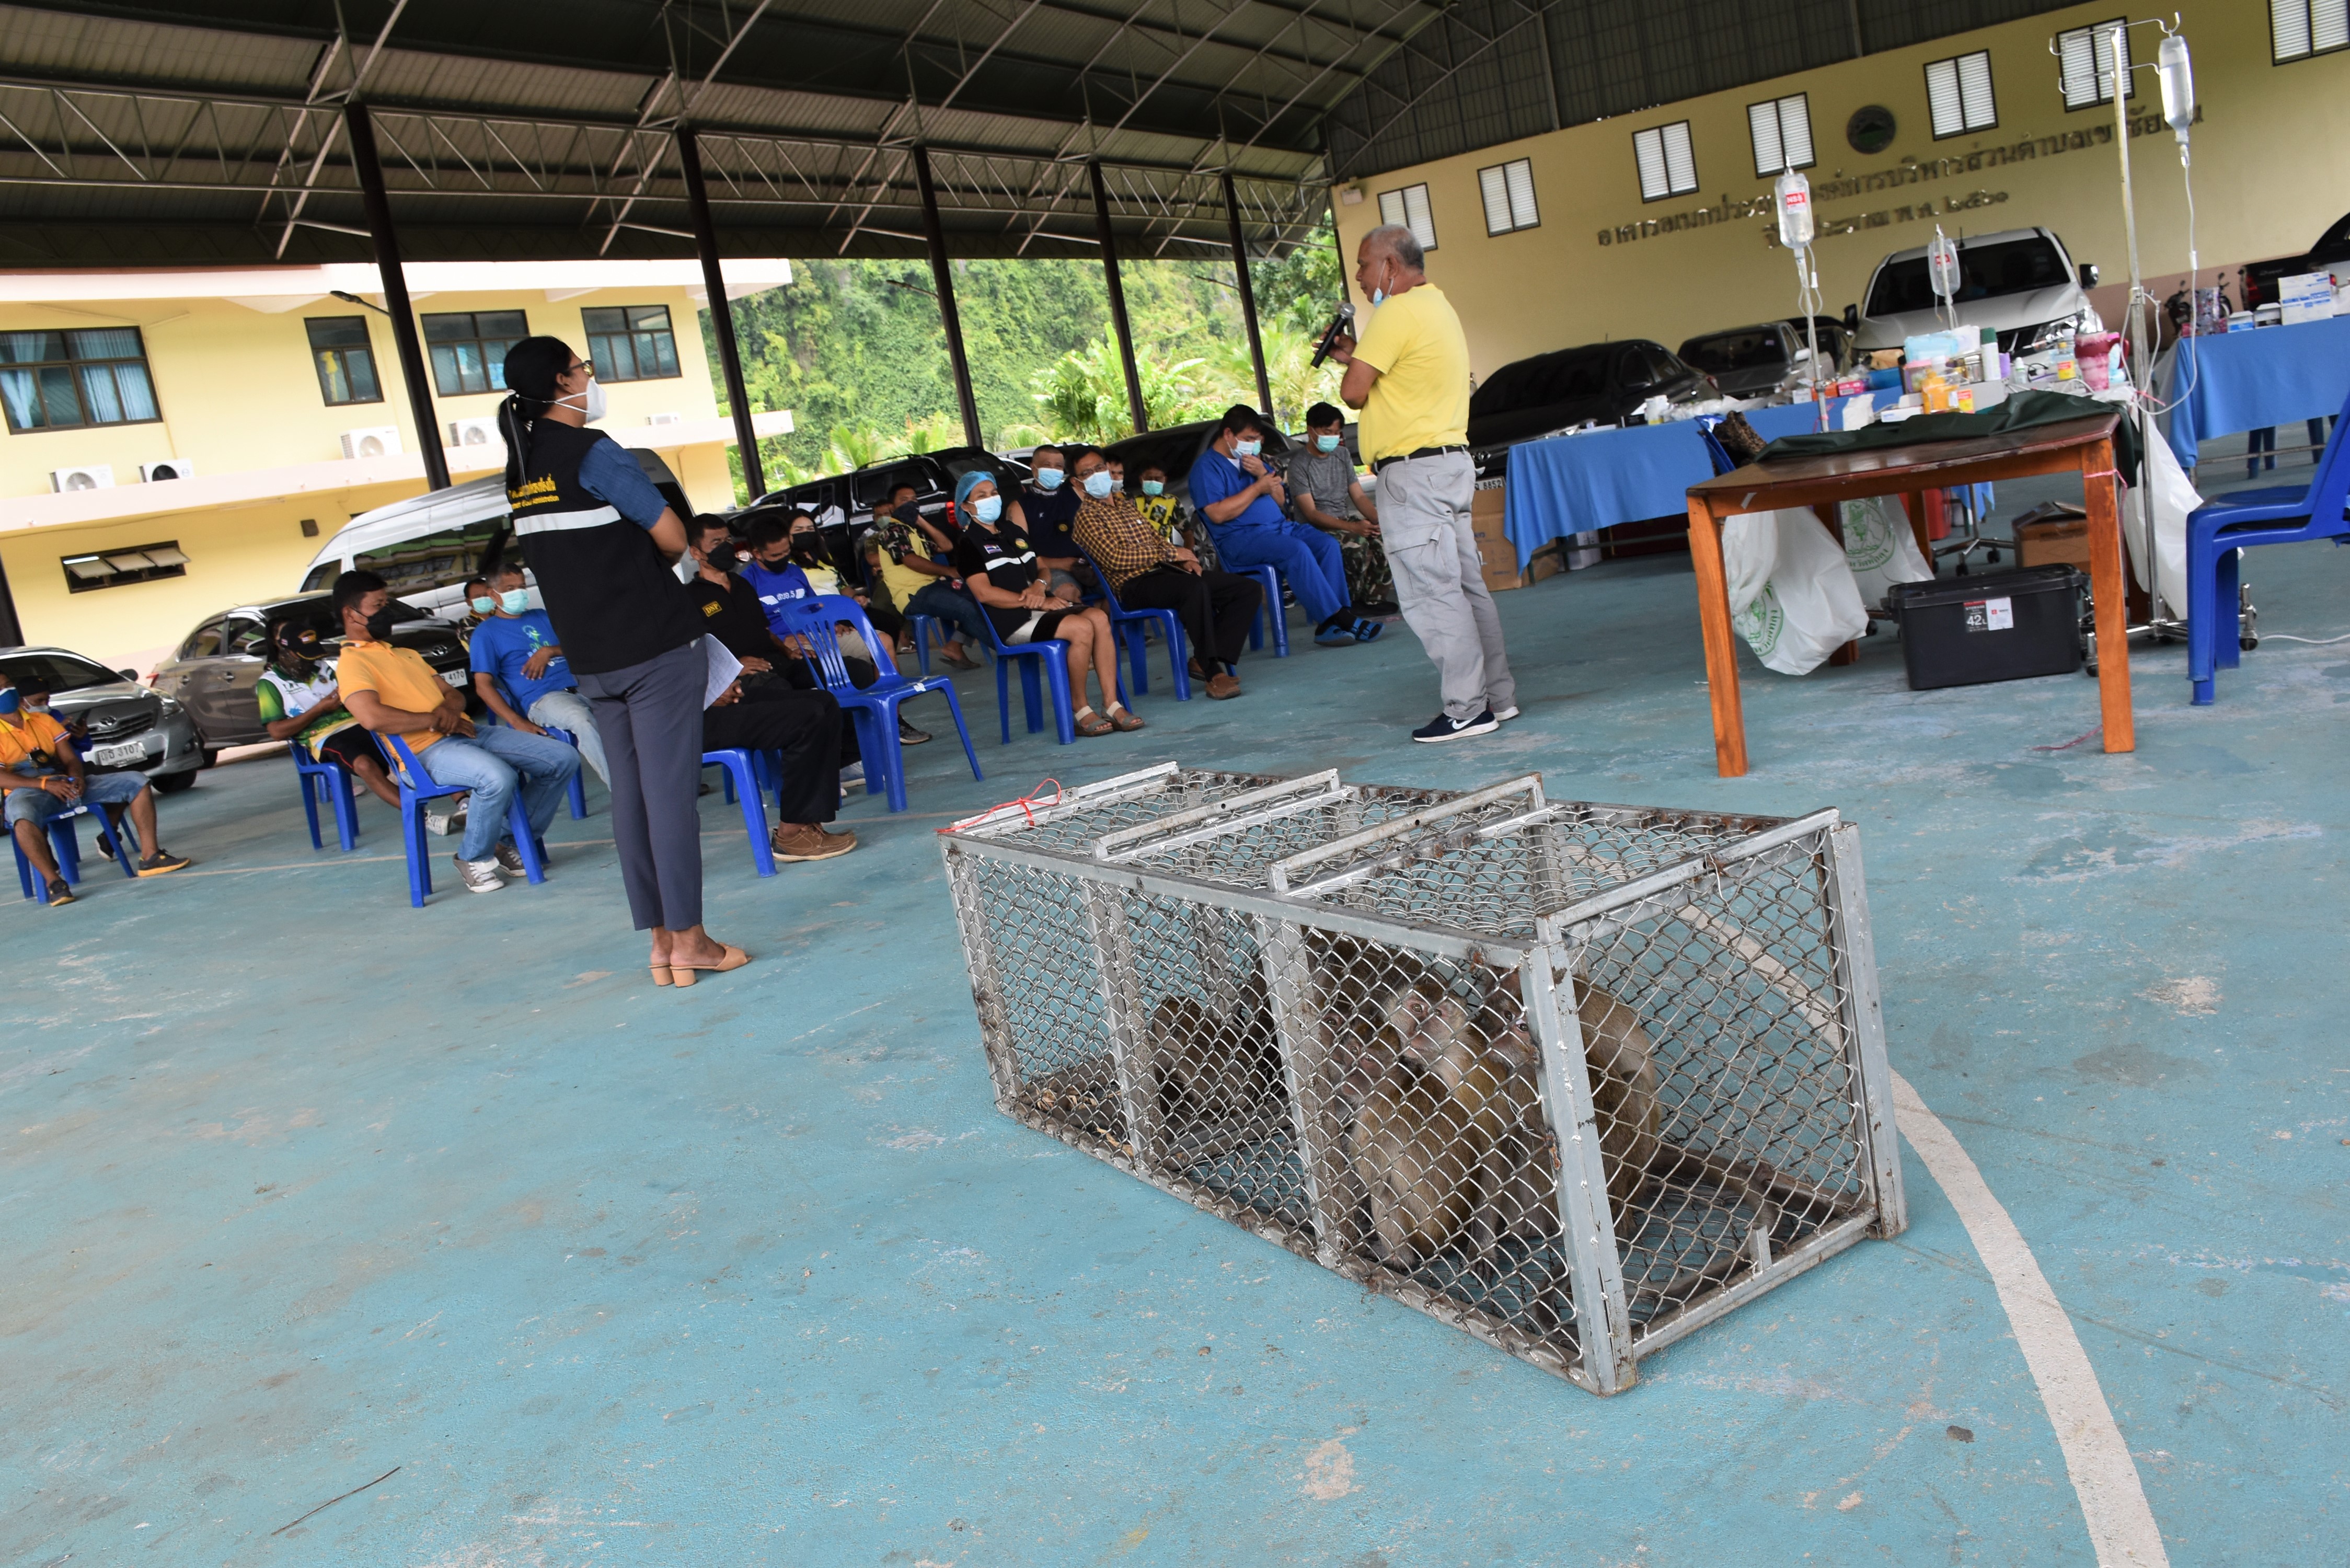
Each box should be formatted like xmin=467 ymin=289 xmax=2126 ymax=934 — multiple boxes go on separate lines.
xmin=61 ymin=540 xmax=187 ymax=594
xmin=1 ymin=328 xmax=160 ymax=434
xmin=1632 ymin=121 xmax=1698 ymax=202
xmin=305 ymin=316 xmax=382 ymax=406
xmin=1747 ymin=93 xmax=1815 ymax=177
xmin=1477 ymin=158 xmax=1540 ymax=236
xmin=1925 ymin=50 xmax=1999 ymax=137
xmin=2057 ymin=20 xmax=2135 ymax=109
xmin=421 ymin=310 xmax=528 ymax=397
xmin=582 ymin=305 xmax=682 ymax=382
xmin=2273 ymin=0 xmax=2349 ymax=61
xmin=1375 ymin=183 xmax=1438 ymax=251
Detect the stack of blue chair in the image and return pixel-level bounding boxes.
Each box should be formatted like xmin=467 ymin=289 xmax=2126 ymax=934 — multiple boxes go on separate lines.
xmin=2185 ymin=386 xmax=2350 ymax=705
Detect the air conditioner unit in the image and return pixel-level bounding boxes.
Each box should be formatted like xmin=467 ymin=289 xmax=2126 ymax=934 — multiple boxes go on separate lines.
xmin=646 ymin=411 xmax=685 ymax=425
xmin=50 ymin=465 xmax=115 ymax=492
xmin=341 ymin=425 xmax=403 ymax=460
xmin=141 ymin=458 xmax=196 ymax=482
xmin=448 ymin=416 xmax=502 ymax=448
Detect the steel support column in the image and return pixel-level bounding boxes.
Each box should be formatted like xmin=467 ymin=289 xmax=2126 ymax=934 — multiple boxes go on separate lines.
xmin=343 ymin=101 xmax=447 ymax=491
xmin=1221 ymin=170 xmax=1274 ymax=419
xmin=1090 ymin=161 xmax=1148 ymax=435
xmin=915 ymin=146 xmax=985 ymax=451
xmin=677 ymin=127 xmax=766 ymax=503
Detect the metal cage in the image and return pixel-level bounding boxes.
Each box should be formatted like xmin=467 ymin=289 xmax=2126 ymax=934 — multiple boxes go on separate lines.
xmin=939 ymin=764 xmax=1904 ymax=1393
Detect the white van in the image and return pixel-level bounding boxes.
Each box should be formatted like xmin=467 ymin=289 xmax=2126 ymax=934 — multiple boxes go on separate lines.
xmin=296 ymin=451 xmax=693 ymax=618
xmin=1853 ymin=226 xmax=2102 ymax=356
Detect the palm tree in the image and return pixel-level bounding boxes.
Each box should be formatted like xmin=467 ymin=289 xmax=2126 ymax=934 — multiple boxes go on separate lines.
xmin=1199 ymin=321 xmax=1343 ymax=432
xmin=1030 ymin=329 xmax=1215 ymax=443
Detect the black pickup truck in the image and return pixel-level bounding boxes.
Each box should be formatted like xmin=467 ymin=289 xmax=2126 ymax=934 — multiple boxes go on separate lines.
xmin=2240 ymin=213 xmax=2350 ymax=308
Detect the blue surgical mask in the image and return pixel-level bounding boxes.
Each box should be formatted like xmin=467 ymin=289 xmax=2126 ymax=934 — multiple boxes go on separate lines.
xmin=1141 ymin=480 xmax=1164 ymax=497
xmin=0 ymin=688 xmax=19 ymax=716
xmin=1316 ymin=434 xmax=1342 ymax=453
xmin=1034 ymin=467 xmax=1064 ymax=490
xmin=1082 ymin=470 xmax=1116 ymax=499
xmin=1233 ymin=439 xmax=1261 ymax=459
xmin=973 ymin=495 xmax=1004 ymax=523
xmin=470 ymin=595 xmax=497 ymax=615
xmin=499 ymin=589 xmax=531 ymax=615
xmin=1370 ymin=289 xmax=1387 ymax=307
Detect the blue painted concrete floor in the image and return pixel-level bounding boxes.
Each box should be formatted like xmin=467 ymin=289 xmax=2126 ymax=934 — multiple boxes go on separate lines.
xmin=6 ymin=454 xmax=2345 ymax=1565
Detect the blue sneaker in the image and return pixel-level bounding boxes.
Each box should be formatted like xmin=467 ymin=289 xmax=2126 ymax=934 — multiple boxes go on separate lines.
xmin=1314 ymin=623 xmax=1358 ymax=647
xmin=1411 ymin=709 xmax=1498 ymax=743
xmin=1352 ymin=618 xmax=1383 ymax=643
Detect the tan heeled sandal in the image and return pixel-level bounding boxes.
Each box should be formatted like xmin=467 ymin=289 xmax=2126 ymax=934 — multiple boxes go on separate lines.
xmin=670 ymin=944 xmax=751 ymax=986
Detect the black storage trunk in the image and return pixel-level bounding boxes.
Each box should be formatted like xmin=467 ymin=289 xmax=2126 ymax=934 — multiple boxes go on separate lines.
xmin=1886 ymin=565 xmax=2085 ymax=690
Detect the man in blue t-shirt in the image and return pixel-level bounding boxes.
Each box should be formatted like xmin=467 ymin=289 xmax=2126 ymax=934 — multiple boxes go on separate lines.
xmin=468 ymin=561 xmax=609 ymax=784
xmin=1186 ymin=405 xmax=1379 ymax=648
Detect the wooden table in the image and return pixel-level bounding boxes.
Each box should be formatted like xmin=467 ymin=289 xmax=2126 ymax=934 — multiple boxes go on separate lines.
xmin=1684 ymin=410 xmax=2134 ymax=778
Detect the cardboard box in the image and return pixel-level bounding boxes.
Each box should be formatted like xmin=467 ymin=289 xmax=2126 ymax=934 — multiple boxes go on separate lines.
xmin=1471 ymin=481 xmax=1521 ymax=591
xmin=2279 ymin=271 xmax=2338 ymax=326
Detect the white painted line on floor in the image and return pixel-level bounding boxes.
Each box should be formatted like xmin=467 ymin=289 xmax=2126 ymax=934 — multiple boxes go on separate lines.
xmin=1892 ymin=1070 xmax=2168 ymax=1567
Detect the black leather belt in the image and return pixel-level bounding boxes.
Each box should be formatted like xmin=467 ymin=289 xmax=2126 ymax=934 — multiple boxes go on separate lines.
xmin=1372 ymin=444 xmax=1470 ymax=474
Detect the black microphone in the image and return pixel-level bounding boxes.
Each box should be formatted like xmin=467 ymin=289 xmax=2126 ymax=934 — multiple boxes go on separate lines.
xmin=1309 ymin=303 xmax=1356 ymax=368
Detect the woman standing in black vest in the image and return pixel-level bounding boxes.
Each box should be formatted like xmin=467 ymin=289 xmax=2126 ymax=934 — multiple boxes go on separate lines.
xmin=499 ymin=337 xmax=748 ymax=986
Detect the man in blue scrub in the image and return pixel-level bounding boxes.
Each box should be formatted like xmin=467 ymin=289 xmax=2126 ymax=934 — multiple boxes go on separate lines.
xmin=1186 ymin=405 xmax=1379 ymax=648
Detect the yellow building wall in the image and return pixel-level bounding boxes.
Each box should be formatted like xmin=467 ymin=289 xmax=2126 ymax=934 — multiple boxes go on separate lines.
xmin=1332 ymin=0 xmax=2348 ymax=381
xmin=0 ymin=283 xmax=728 ymax=671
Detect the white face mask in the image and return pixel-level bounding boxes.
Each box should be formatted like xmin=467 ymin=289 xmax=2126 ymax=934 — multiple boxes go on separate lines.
xmin=1081 ymin=470 xmax=1116 ymax=499
xmin=1232 ymin=439 xmax=1261 ymax=459
xmin=557 ymin=376 xmax=607 ymax=422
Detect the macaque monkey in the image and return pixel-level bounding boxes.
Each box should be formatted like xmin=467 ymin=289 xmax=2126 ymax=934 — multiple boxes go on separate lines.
xmin=1145 ymin=977 xmax=1281 ymax=1157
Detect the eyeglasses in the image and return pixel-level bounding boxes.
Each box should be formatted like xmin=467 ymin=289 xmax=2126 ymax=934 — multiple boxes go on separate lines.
xmin=567 ymin=360 xmax=594 ymax=377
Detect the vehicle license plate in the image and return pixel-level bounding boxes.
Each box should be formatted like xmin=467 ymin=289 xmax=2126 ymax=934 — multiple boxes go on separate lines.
xmin=91 ymin=741 xmax=143 ymax=766
xmin=443 ymin=670 xmax=467 ymax=687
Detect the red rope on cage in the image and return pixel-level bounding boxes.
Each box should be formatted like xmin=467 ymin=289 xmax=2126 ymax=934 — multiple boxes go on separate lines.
xmin=940 ymin=778 xmax=1065 ymax=834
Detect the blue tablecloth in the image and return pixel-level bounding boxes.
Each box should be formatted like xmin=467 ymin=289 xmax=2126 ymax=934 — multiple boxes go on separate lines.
xmin=2161 ymin=315 xmax=2350 ymax=467
xmin=1500 ymin=397 xmax=1856 ymax=569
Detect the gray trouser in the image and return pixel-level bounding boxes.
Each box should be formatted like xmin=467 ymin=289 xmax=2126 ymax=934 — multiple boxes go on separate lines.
xmin=1377 ymin=450 xmax=1517 ymax=722
xmin=579 ymin=639 xmax=706 ymax=932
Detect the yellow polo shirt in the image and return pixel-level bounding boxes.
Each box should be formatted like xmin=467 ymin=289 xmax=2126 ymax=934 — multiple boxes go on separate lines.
xmin=335 ymin=638 xmax=452 ymax=754
xmin=1351 ymin=282 xmax=1471 ymax=464
xmin=0 ymin=710 xmax=70 ymax=782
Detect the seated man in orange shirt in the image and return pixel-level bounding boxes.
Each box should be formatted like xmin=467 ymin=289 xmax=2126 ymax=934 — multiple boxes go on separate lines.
xmin=331 ymin=570 xmax=579 ymax=896
xmin=1 ymin=672 xmax=190 ymax=904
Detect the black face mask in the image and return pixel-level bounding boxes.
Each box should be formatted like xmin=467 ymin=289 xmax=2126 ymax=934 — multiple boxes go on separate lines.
xmin=705 ymin=541 xmax=740 ymax=572
xmin=788 ymin=534 xmax=820 ymax=560
xmin=360 ymin=605 xmax=397 ymax=642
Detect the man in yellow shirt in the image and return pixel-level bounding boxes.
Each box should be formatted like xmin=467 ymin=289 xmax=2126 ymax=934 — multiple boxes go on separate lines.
xmin=1332 ymin=224 xmax=1517 ymax=743
xmin=333 ymin=570 xmax=578 ymax=895
xmin=1 ymin=673 xmax=190 ymax=903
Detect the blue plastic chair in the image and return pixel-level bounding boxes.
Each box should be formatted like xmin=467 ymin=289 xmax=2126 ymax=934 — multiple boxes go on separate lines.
xmin=701 ymin=747 xmax=777 ymax=877
xmin=290 ymin=737 xmax=362 ymax=851
xmin=381 ymin=733 xmax=547 ymax=907
xmin=13 ymin=796 xmax=140 ymax=902
xmin=1238 ymin=563 xmax=1290 ymax=656
xmin=957 ymin=588 xmax=1136 ymax=746
xmin=2185 ymin=385 xmax=2350 ymax=705
xmin=779 ymin=594 xmax=983 ymax=810
xmin=907 ymin=614 xmax=944 ymax=677
xmin=1075 ymin=543 xmax=1191 ymax=700
xmin=533 ymin=724 xmax=592 ymax=820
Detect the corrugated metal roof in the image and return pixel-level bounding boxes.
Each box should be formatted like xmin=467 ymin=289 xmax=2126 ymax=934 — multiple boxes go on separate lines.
xmin=1325 ymin=0 xmax=2097 ymax=180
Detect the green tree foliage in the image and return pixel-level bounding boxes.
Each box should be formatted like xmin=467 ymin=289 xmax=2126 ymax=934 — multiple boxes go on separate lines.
xmin=702 ymin=214 xmax=1349 ymax=502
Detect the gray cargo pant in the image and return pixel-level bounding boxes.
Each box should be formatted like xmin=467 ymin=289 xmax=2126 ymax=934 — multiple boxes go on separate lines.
xmin=1377 ymin=449 xmax=1517 ymax=723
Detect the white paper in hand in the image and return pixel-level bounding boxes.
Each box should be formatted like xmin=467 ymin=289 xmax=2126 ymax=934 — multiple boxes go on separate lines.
xmin=702 ymin=637 xmax=743 ymax=709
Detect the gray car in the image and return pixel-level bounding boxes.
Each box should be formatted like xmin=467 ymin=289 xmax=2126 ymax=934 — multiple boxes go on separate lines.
xmin=0 ymin=646 xmax=203 ymax=792
xmin=1677 ymin=322 xmax=1810 ymax=400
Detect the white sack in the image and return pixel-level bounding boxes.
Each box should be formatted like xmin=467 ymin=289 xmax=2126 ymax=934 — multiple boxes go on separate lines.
xmin=1724 ymin=508 xmax=1873 ymax=676
xmin=1838 ymin=495 xmax=1936 ymax=610
xmin=2128 ymin=435 xmax=2199 ymax=619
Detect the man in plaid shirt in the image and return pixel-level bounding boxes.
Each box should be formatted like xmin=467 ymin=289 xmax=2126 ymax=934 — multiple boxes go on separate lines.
xmin=1069 ymin=447 xmax=1262 ymax=700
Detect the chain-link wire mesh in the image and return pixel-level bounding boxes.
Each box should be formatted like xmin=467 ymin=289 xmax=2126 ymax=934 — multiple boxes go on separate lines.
xmin=941 ymin=767 xmax=1901 ymax=1393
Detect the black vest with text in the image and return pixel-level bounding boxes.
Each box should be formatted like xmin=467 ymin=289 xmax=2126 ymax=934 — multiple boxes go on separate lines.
xmin=506 ymin=420 xmax=700 ymax=676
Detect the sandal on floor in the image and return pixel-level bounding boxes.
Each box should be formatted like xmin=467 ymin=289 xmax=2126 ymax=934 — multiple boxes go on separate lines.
xmin=1107 ymin=706 xmax=1146 ymax=732
xmin=650 ymin=964 xmax=673 ymax=986
xmin=1073 ymin=709 xmax=1115 ymax=737
xmin=670 ymin=944 xmax=751 ymax=986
